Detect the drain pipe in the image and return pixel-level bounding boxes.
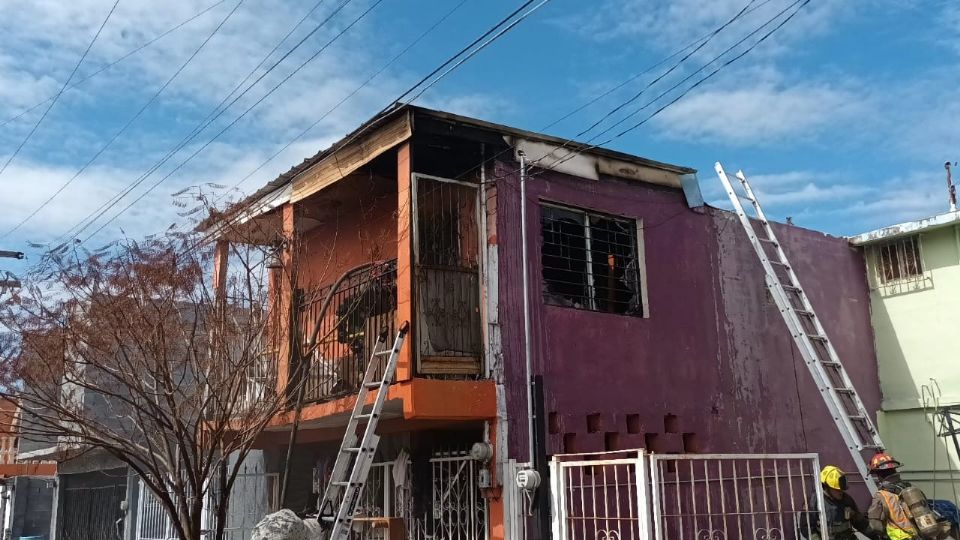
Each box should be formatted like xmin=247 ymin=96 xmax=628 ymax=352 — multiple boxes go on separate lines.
xmin=519 ymin=150 xmax=536 ymax=466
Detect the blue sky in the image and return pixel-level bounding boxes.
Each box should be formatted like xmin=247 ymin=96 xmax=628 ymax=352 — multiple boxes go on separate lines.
xmin=1 ymin=0 xmax=958 ymax=276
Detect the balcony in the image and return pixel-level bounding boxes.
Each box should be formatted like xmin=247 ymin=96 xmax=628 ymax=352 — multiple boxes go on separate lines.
xmin=295 ymin=260 xmax=397 ymax=403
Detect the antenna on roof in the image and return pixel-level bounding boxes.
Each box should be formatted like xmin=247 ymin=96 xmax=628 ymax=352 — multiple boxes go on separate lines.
xmin=945 ymin=162 xmax=957 ymax=212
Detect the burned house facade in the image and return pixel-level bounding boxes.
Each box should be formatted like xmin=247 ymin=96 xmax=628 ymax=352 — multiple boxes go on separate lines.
xmin=213 ymin=106 xmax=882 ymax=539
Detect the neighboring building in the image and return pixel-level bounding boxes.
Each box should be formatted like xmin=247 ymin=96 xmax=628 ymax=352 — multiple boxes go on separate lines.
xmin=850 ymin=209 xmax=960 ymax=495
xmin=212 ymin=105 xmax=883 ymax=539
xmin=16 ymin=306 xmax=278 ymax=540
xmin=0 ymin=398 xmax=56 ymax=540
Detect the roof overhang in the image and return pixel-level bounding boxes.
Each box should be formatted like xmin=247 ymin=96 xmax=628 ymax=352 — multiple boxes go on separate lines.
xmin=849 ymin=209 xmax=960 ymax=245
xmin=207 ymin=105 xmax=700 ymax=239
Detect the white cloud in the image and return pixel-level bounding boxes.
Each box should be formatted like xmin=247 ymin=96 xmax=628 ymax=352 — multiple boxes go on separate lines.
xmin=554 ymin=0 xmax=854 ymax=58
xmin=0 ymin=0 xmax=507 ymax=252
xmin=653 ymin=81 xmax=867 ymax=144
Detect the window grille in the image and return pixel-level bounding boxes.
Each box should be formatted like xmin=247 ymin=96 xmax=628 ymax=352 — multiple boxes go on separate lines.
xmin=875 ymin=235 xmax=922 ymax=284
xmin=540 ymin=204 xmax=643 ymax=316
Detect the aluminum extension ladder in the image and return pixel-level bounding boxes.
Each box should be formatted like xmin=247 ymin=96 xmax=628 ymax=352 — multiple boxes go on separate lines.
xmin=317 ymin=322 xmax=409 ymax=537
xmin=715 ymin=162 xmax=884 ymax=493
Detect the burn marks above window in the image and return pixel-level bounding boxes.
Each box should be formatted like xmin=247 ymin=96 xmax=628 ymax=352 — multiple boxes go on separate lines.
xmin=540 ymin=204 xmax=643 ymax=316
xmin=875 ymin=235 xmax=923 ymax=284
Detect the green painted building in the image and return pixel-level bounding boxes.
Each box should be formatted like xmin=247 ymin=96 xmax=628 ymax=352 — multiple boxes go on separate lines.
xmin=850 ymin=210 xmax=960 ymax=498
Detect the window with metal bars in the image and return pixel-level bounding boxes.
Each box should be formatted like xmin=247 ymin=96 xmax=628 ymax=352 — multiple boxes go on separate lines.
xmin=540 ymin=204 xmax=643 ymax=316
xmin=875 ymin=235 xmax=923 ymax=284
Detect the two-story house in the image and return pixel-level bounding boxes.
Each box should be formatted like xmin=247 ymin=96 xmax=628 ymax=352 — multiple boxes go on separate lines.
xmin=0 ymin=398 xmax=56 ymax=540
xmin=212 ymin=105 xmax=883 ymax=539
xmin=850 ymin=209 xmax=960 ymax=495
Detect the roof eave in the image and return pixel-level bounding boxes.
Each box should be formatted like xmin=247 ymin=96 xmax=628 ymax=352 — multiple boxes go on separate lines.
xmin=848 ymin=210 xmax=960 ymax=245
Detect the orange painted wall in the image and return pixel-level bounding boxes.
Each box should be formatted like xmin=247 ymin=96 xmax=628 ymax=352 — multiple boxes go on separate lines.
xmin=296 ymin=174 xmax=398 ymax=290
xmin=0 ymin=399 xmax=56 ymax=477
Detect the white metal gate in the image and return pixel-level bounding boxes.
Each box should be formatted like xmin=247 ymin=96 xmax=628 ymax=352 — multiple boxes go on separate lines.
xmin=135 ymin=470 xmax=278 ymax=540
xmin=550 ymin=450 xmax=650 ymax=540
xmin=550 ymin=452 xmax=827 ymax=540
xmin=649 ymin=454 xmax=826 ymax=540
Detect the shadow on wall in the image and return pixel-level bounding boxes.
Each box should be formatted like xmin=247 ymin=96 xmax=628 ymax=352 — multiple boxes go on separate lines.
xmin=870 ymin=294 xmax=960 ymax=500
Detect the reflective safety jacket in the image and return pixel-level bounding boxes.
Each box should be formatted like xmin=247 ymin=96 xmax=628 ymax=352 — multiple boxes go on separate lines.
xmin=868 ymin=480 xmax=920 ymax=540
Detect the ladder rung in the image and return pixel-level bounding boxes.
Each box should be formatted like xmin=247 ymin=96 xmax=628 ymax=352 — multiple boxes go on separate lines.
xmin=759 ymin=238 xmax=778 ymax=246
xmin=783 ymin=285 xmax=801 ymax=293
xmin=344 ymin=447 xmax=367 ymax=454
xmin=357 ymin=413 xmax=378 ymax=420
xmin=848 ymin=415 xmax=867 ymax=422
xmin=374 ymin=349 xmax=393 ymax=356
xmin=835 ymin=388 xmax=855 ymax=395
xmin=332 ymin=481 xmax=353 ymax=487
xmin=863 ymin=444 xmax=883 ymax=449
xmin=808 ymin=334 xmax=828 ymax=342
xmin=820 ymin=361 xmax=841 ymax=368
xmin=364 ymin=381 xmax=383 ymax=389
xmin=794 ymin=309 xmax=813 ymax=317
xmin=771 ymin=260 xmax=789 ymax=268
xmin=319 ymin=516 xmax=336 ymax=523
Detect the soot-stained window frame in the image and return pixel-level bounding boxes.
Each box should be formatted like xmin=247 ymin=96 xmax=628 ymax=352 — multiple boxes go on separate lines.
xmin=539 ymin=202 xmax=646 ymax=317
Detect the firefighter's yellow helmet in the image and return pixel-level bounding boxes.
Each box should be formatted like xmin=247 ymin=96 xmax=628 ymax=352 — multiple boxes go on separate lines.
xmin=820 ymin=465 xmax=848 ymax=491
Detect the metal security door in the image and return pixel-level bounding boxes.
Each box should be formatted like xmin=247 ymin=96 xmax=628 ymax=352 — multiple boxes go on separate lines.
xmin=423 ymin=451 xmax=488 ymax=540
xmin=550 ymin=450 xmax=651 ymax=540
xmin=411 ymin=173 xmax=483 ymax=376
xmin=61 ymin=483 xmax=127 ymax=540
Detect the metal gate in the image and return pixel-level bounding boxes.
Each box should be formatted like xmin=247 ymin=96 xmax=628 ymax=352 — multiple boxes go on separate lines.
xmin=649 ymin=454 xmax=826 ymax=540
xmin=416 ymin=450 xmax=488 ymax=539
xmin=411 ymin=173 xmax=484 ymax=376
xmin=550 ymin=450 xmax=650 ymax=540
xmin=550 ymin=452 xmax=827 ymax=540
xmin=136 ymin=469 xmax=278 ymax=540
xmin=61 ymin=482 xmax=128 ymax=540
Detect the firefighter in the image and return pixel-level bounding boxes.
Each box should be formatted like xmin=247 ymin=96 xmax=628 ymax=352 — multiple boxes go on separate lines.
xmin=867 ymin=452 xmax=954 ymax=540
xmin=799 ymin=465 xmax=874 ymax=540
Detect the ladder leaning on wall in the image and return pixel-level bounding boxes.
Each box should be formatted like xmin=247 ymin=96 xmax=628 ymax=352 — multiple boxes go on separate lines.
xmin=715 ymin=162 xmax=885 ymax=494
xmin=316 ymin=321 xmax=409 ymax=538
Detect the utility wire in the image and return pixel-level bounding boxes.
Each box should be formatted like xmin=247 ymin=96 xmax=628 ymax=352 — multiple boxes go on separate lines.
xmin=571 ymin=0 xmax=757 ymax=141
xmin=55 ymin=0 xmax=360 ymax=245
xmin=174 ymin=0 xmax=548 ymax=259
xmin=534 ymin=0 xmax=810 ymax=177
xmin=0 ymin=0 xmax=122 ymax=180
xmin=527 ymin=0 xmax=802 ymax=173
xmin=448 ymin=0 xmax=776 ymax=183
xmin=2 ymin=0 xmax=246 ymax=240
xmin=221 ymin=0 xmax=470 ymax=195
xmin=86 ymin=0 xmax=544 ymax=246
xmin=82 ymin=0 xmax=383 ymax=242
xmin=0 ymin=0 xmax=227 ymax=129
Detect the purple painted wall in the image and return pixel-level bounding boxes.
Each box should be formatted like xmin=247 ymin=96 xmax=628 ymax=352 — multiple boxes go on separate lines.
xmin=493 ymin=160 xmax=880 ymax=485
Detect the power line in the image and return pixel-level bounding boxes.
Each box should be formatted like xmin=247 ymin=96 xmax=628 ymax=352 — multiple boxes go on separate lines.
xmin=0 ymin=0 xmax=122 ymax=180
xmin=447 ymin=0 xmax=777 ymax=183
xmin=571 ymin=0 xmax=758 ymax=141
xmin=222 ymin=0 xmax=471 ymax=195
xmin=0 ymin=0 xmax=227 ymax=130
xmin=2 ymin=0 xmax=246 ymax=240
xmin=173 ymin=0 xmax=550 ymax=260
xmin=55 ymin=0 xmax=361 ymax=245
xmin=81 ymin=0 xmax=384 ymax=242
xmin=527 ymin=0 xmax=803 ymax=174
xmin=536 ymin=0 xmax=810 ymax=176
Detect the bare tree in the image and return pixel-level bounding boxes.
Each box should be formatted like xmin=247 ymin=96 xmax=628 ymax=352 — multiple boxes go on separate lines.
xmin=0 ymin=226 xmax=293 ymax=540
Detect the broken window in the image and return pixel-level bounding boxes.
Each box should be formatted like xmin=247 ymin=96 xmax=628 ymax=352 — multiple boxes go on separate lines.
xmin=875 ymin=235 xmax=923 ymax=284
xmin=540 ymin=204 xmax=643 ymax=316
